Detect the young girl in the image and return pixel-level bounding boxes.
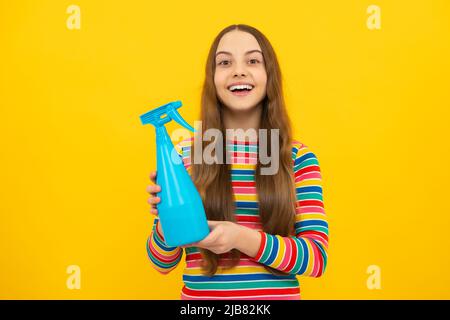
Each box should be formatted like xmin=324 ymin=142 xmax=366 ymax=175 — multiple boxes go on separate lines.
xmin=146 ymin=24 xmax=328 ymax=300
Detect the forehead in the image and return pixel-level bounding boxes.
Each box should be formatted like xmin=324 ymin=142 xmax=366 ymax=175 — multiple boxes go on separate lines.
xmin=216 ymin=30 xmax=262 ymax=55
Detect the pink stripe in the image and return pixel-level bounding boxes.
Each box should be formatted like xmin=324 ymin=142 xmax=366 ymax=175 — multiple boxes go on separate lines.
xmin=297 ymin=206 xmax=325 ymax=214
xmin=309 ymin=239 xmax=320 ymax=276
xmin=295 ymin=171 xmax=321 ymax=182
xmin=181 ymin=293 xmax=301 ymax=300
xmin=151 ymin=246 xmax=178 ymax=261
xmin=233 ymin=187 xmax=257 ymax=194
xmin=278 ymin=238 xmax=292 ymax=270
xmin=149 ymin=240 xmax=179 ymax=261
xmin=234 ymin=158 xmax=258 ymax=164
xmin=187 ymin=259 xmax=263 ymax=268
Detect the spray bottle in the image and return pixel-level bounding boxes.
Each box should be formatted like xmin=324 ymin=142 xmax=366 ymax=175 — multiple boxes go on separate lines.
xmin=139 ymin=100 xmax=209 ymax=247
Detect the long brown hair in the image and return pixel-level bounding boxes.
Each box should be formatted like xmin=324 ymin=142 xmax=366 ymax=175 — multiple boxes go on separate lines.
xmin=191 ymin=24 xmax=297 ymax=276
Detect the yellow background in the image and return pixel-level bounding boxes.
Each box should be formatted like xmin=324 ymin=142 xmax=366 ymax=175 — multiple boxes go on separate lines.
xmin=1 ymin=0 xmax=449 ymax=299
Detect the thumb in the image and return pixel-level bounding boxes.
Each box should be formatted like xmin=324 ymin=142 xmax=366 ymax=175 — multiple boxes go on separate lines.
xmin=207 ymin=220 xmax=222 ymax=228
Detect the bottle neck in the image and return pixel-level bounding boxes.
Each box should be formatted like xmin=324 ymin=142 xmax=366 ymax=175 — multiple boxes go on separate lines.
xmin=155 ymin=125 xmax=170 ymax=144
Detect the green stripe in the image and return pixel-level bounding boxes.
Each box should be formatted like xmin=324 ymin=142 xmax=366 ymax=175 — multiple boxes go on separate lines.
xmin=186 ymin=279 xmax=299 ymax=290
xmin=298 ymin=226 xmax=329 ymax=235
xmin=297 ymin=193 xmax=323 ymax=201
xmin=227 ymin=145 xmax=258 ymax=152
xmin=259 ymin=234 xmax=273 ymax=263
xmin=231 ymin=175 xmax=254 ymax=181
xmin=235 ymin=209 xmax=259 ymax=215
xmin=297 ymin=158 xmax=319 ymax=168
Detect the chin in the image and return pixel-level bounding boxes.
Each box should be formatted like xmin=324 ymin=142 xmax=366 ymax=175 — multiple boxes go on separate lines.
xmin=226 ymin=103 xmax=257 ymax=112
xmin=222 ymin=98 xmax=263 ymax=112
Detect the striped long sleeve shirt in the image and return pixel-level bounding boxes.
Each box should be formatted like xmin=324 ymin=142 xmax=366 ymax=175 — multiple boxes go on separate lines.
xmin=146 ymin=137 xmax=329 ymax=300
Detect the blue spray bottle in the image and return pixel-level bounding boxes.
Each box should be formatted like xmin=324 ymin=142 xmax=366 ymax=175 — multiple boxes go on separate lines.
xmin=139 ymin=100 xmax=209 ymax=247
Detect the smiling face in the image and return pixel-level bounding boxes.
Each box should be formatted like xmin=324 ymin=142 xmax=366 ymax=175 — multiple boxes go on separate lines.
xmin=214 ymin=30 xmax=267 ymax=113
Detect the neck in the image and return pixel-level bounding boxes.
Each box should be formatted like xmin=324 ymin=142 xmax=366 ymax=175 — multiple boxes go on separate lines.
xmin=222 ymin=103 xmax=262 ymax=135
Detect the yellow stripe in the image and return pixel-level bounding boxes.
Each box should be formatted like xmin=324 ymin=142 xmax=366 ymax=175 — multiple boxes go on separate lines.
xmin=184 ymin=265 xmax=268 ymax=275
xmin=296 ymin=213 xmax=326 ymax=220
xmin=295 ymin=146 xmax=311 ymax=159
xmin=234 ymin=194 xmax=258 ymax=201
xmin=295 ymin=214 xmax=326 ymax=224
xmin=231 ymin=163 xmax=256 ymax=170
xmin=151 ymin=236 xmax=178 ymax=256
xmin=303 ymin=239 xmax=314 ymax=276
xmin=296 ymin=178 xmax=321 ymax=187
xmin=271 ymin=235 xmax=286 ymax=269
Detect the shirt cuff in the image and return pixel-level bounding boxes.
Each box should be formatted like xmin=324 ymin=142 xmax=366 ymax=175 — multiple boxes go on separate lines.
xmin=252 ymin=231 xmax=267 ymax=261
xmin=154 ymin=219 xmax=178 ymax=250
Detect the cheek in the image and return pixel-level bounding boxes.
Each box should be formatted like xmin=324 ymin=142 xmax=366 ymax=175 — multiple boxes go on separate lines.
xmin=256 ymin=70 xmax=268 ymax=87
xmin=214 ymin=71 xmax=226 ymax=90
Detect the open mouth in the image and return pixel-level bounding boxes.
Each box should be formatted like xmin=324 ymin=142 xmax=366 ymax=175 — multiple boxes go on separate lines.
xmin=228 ymin=84 xmax=254 ymax=96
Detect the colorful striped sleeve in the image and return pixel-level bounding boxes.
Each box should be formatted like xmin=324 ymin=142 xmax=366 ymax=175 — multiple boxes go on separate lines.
xmin=250 ymin=144 xmax=329 ymax=277
xmin=145 ymin=141 xmax=186 ymax=274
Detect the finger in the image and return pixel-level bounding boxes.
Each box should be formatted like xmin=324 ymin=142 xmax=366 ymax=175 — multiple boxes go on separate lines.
xmin=150 ymin=208 xmax=158 ymax=216
xmin=149 ymin=171 xmax=157 ymax=183
xmin=207 ymin=220 xmax=222 ymax=228
xmin=147 ymin=196 xmax=161 ymax=205
xmin=146 ymin=184 xmax=161 ymax=195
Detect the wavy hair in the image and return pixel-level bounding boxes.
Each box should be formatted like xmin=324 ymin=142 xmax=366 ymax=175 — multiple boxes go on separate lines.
xmin=191 ymin=24 xmax=297 ymax=276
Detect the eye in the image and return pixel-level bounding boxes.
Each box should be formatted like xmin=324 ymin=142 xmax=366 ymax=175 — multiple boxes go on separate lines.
xmin=249 ymin=59 xmax=260 ymax=64
xmin=217 ymin=60 xmax=230 ymax=66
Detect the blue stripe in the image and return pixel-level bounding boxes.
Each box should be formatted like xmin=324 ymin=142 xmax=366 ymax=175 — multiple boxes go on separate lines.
xmin=265 ymin=235 xmax=279 ymax=265
xmin=231 ymin=169 xmax=254 ymax=174
xmin=153 ymin=223 xmax=178 ymax=251
xmin=297 ymin=238 xmax=309 ymax=275
xmin=146 ymin=240 xmax=181 ymax=269
xmin=235 ymin=202 xmax=258 ymax=209
xmin=295 ymin=152 xmax=315 ymax=166
xmin=296 ymin=186 xmax=322 ymax=194
xmin=296 ymin=220 xmax=328 ymax=228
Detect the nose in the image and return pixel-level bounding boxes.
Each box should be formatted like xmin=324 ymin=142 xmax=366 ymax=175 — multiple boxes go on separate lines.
xmin=232 ymin=61 xmax=248 ymax=78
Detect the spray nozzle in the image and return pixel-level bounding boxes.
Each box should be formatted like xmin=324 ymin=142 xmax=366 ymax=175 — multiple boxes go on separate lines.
xmin=139 ymin=100 xmax=196 ymax=132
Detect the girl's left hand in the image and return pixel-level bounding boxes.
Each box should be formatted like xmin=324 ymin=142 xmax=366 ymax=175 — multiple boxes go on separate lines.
xmin=182 ymin=220 xmax=241 ymax=254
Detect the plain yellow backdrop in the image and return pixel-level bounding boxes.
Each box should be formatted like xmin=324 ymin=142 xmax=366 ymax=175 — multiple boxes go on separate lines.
xmin=1 ymin=0 xmax=449 ymax=299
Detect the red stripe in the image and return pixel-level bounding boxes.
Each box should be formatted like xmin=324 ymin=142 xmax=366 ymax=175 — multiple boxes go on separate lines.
xmin=253 ymin=231 xmax=266 ymax=261
xmin=236 ymin=215 xmax=261 ymax=223
xmin=232 ymin=181 xmax=256 ymax=187
xmin=299 ymin=199 xmax=324 ymax=207
xmin=186 ymin=253 xmax=202 ymax=261
xmin=227 ymin=140 xmax=256 ymax=145
xmin=232 ymin=152 xmax=256 ymax=157
xmin=299 ymin=230 xmax=328 ymax=242
xmin=314 ymin=242 xmax=324 ymax=277
xmin=186 ymin=252 xmax=253 ymax=262
xmin=286 ymin=237 xmax=298 ymax=272
xmin=148 ymin=240 xmax=180 ymax=263
xmin=295 ymin=165 xmax=320 ymax=177
xmin=183 ymin=287 xmax=299 ymax=297
xmin=155 ymin=221 xmax=165 ymax=241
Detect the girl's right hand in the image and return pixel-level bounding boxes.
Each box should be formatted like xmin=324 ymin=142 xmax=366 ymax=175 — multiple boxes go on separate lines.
xmin=147 ymin=171 xmax=161 ymax=216
xmin=147 ymin=171 xmax=164 ymax=237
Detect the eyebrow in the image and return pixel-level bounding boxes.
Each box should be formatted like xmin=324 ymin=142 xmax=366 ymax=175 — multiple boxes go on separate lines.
xmin=215 ymin=49 xmax=263 ymax=57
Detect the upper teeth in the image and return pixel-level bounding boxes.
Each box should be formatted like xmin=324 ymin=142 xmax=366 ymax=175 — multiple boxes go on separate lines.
xmin=229 ymin=84 xmax=254 ymax=91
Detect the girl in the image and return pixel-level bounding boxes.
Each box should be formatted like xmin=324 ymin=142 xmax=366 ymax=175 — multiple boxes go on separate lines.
xmin=146 ymin=24 xmax=328 ymax=300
